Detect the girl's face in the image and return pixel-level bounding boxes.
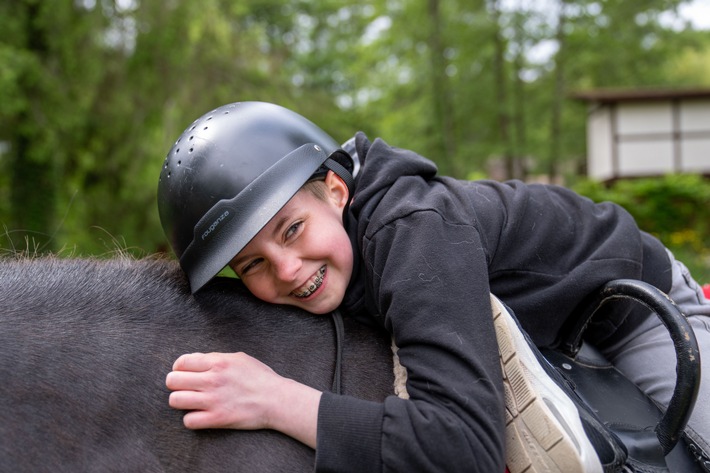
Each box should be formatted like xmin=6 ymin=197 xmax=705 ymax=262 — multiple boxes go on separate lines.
xmin=229 ymin=172 xmax=353 ymax=314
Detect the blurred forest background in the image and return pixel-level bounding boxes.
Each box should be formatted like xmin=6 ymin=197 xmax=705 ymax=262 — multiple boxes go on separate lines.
xmin=1 ymin=0 xmax=709 ymax=279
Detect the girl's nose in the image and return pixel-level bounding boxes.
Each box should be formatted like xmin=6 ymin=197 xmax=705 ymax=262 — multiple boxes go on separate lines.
xmin=272 ymin=251 xmax=301 ymax=283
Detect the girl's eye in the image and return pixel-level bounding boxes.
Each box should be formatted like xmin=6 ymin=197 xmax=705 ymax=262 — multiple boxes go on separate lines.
xmin=240 ymin=258 xmax=263 ymax=276
xmin=285 ymin=221 xmax=303 ymax=240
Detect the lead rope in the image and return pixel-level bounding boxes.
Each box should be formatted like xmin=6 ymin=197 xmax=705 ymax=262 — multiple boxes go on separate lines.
xmin=331 ymin=310 xmax=345 ymax=395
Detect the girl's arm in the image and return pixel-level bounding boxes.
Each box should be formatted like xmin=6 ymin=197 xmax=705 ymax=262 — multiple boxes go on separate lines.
xmin=165 ymin=351 xmax=321 ymax=448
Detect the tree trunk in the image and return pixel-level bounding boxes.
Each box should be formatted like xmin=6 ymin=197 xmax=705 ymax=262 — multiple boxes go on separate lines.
xmin=512 ymin=10 xmax=528 ymax=180
xmin=490 ymin=0 xmax=514 ymax=180
xmin=9 ymin=2 xmax=58 ymax=253
xmin=548 ymin=0 xmax=566 ymax=182
xmin=427 ymin=0 xmax=458 ymax=176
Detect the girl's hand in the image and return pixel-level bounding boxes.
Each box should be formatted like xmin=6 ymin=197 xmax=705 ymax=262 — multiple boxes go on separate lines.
xmin=165 ymin=352 xmax=321 ymax=448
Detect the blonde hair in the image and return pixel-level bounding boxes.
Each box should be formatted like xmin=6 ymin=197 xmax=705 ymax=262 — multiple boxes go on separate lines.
xmin=302 ymin=179 xmax=328 ymax=201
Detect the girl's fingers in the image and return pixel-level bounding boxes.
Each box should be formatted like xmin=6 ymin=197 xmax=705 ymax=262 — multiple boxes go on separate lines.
xmin=165 ymin=369 xmax=211 ymax=391
xmin=171 ymin=352 xmax=209 ymax=371
xmin=168 ymin=389 xmax=211 ymax=411
xmin=181 ymin=409 xmax=225 ymax=430
xmin=165 ymin=352 xmax=287 ymax=431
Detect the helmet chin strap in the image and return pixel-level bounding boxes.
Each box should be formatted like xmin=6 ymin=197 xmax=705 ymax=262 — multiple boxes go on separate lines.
xmin=324 ymin=155 xmax=356 ymax=196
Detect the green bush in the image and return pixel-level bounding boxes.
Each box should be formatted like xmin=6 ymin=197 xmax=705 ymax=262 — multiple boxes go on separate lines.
xmin=572 ymin=174 xmax=710 ymax=284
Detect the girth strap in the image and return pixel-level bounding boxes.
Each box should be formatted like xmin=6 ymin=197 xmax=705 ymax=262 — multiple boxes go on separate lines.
xmin=331 ymin=310 xmax=345 ymax=395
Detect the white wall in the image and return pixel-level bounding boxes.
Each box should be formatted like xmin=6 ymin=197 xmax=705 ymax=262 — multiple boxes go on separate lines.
xmin=586 ymin=98 xmax=710 ymax=180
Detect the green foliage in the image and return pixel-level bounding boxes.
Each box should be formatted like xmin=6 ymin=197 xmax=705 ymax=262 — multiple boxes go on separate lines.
xmin=1 ymin=0 xmax=708 ymax=262
xmin=573 ymin=175 xmax=710 ymax=282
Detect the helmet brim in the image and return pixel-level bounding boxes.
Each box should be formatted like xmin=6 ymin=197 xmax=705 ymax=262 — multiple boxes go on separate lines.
xmin=180 ymin=143 xmax=330 ymax=293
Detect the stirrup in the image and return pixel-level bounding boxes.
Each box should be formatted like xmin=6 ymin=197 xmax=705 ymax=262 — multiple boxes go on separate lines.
xmin=544 ymin=279 xmax=703 ymax=472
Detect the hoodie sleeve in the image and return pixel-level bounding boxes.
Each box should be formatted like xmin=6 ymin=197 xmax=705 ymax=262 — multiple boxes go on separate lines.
xmin=315 ymin=205 xmax=506 ymax=472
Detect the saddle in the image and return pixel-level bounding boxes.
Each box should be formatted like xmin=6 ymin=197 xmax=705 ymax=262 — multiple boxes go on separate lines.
xmin=541 ymin=279 xmax=707 ymax=472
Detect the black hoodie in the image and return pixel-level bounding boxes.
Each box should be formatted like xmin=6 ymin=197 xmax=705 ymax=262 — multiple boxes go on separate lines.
xmin=315 ymin=133 xmax=671 ymax=472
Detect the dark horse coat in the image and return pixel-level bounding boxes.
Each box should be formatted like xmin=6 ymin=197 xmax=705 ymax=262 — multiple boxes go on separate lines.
xmin=0 ymin=257 xmax=394 ymax=472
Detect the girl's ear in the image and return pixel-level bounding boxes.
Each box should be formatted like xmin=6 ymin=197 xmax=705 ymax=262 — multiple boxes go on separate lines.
xmin=323 ymin=170 xmax=350 ymax=211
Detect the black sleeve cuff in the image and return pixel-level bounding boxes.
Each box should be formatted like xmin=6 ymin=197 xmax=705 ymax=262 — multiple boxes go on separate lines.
xmin=315 ymin=392 xmax=385 ymax=473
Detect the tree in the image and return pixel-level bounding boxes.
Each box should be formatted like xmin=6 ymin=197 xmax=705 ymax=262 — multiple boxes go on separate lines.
xmin=1 ymin=0 xmax=706 ymax=256
xmin=0 ymin=1 xmax=109 ymax=253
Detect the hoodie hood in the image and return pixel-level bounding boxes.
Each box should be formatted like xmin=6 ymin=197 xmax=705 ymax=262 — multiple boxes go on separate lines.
xmin=338 ymin=132 xmax=439 ymax=326
xmin=348 ymin=132 xmax=438 ymax=220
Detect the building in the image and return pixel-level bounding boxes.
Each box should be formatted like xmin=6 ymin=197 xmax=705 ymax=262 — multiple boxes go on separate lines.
xmin=572 ymin=88 xmax=710 ymax=181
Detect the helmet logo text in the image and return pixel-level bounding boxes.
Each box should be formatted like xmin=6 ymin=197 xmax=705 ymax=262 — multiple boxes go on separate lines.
xmin=201 ymin=210 xmax=230 ymax=241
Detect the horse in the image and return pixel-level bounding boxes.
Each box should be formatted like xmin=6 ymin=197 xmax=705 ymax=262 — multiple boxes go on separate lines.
xmin=2 ymin=257 xmax=704 ymax=472
xmin=0 ymin=257 xmax=395 ymax=472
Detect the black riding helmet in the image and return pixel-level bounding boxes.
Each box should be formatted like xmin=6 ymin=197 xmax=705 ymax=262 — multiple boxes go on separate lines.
xmin=158 ymin=101 xmax=357 ymax=293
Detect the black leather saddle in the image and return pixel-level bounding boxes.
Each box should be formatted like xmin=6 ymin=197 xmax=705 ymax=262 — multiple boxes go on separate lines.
xmin=541 ymin=279 xmax=707 ymax=472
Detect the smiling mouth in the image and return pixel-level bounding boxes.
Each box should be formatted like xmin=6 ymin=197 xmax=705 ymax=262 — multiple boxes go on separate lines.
xmin=292 ymin=266 xmax=326 ymax=299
